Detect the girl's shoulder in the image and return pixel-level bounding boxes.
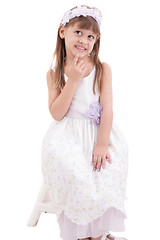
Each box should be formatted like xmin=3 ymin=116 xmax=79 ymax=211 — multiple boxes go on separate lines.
xmin=101 ymin=62 xmax=112 ymax=71
xmin=46 ymin=67 xmax=56 ymax=89
xmin=101 ymin=62 xmax=112 ymax=80
xmin=99 ymin=62 xmax=113 ymax=109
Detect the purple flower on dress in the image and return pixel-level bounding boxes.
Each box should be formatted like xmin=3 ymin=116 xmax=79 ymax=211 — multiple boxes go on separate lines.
xmin=85 ymin=102 xmax=103 ymax=125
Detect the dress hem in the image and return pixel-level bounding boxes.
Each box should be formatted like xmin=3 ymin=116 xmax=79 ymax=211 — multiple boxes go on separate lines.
xmin=57 ymin=207 xmax=126 ymax=240
xmin=56 ymin=204 xmax=127 ymax=226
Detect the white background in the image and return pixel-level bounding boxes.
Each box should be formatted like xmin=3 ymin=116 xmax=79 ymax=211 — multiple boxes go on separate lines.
xmin=0 ymin=0 xmax=160 ymax=239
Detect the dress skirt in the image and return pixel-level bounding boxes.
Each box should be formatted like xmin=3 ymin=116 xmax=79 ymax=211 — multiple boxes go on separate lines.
xmin=41 ymin=115 xmax=129 ymax=240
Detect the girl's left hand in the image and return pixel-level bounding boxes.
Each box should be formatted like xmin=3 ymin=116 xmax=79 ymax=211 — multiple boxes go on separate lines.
xmin=92 ymin=145 xmax=112 ymax=171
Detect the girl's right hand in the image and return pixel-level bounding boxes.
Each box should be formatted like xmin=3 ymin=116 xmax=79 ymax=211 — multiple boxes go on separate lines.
xmin=67 ymin=54 xmax=88 ymax=83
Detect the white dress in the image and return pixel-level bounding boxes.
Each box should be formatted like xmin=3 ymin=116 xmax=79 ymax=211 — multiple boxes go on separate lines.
xmin=41 ymin=66 xmax=129 ymax=240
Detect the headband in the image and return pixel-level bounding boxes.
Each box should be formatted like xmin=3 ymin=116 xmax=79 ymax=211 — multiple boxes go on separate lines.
xmin=60 ymin=5 xmax=102 ymax=28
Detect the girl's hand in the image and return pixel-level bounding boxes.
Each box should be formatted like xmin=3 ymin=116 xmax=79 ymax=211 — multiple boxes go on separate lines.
xmin=92 ymin=145 xmax=112 ymax=171
xmin=67 ymin=54 xmax=88 ymax=83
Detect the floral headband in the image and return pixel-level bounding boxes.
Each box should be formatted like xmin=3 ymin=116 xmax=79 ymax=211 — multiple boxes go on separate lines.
xmin=60 ymin=5 xmax=102 ymax=28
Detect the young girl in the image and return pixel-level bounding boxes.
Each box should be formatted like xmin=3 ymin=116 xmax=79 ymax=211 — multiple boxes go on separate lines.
xmin=41 ymin=5 xmax=128 ymax=240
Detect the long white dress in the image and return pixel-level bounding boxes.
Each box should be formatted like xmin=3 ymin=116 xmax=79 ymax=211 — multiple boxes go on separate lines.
xmin=41 ymin=66 xmax=129 ymax=240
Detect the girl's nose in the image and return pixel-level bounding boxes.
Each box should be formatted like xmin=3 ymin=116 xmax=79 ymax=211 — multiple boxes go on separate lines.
xmin=79 ymin=38 xmax=87 ymax=45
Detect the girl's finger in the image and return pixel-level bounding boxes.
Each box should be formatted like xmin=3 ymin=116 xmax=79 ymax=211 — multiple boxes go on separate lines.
xmin=96 ymin=156 xmax=102 ymax=171
xmin=107 ymin=153 xmax=112 ymax=164
xmin=74 ymin=54 xmax=79 ymax=65
xmin=92 ymin=155 xmax=97 ymax=170
xmin=102 ymin=156 xmax=106 ymax=168
xmin=81 ymin=66 xmax=87 ymax=72
xmin=77 ymin=60 xmax=84 ymax=68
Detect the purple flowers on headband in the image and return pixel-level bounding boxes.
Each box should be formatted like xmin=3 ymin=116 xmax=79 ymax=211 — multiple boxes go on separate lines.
xmin=60 ymin=5 xmax=102 ymax=28
xmin=85 ymin=102 xmax=103 ymax=125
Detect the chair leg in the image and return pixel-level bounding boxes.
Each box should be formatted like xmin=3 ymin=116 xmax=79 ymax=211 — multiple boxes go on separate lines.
xmin=27 ymin=182 xmax=47 ymax=227
xmin=27 ymin=208 xmax=41 ymax=227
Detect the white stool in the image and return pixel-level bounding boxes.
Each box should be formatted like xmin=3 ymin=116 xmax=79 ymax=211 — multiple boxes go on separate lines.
xmin=27 ymin=182 xmax=55 ymax=227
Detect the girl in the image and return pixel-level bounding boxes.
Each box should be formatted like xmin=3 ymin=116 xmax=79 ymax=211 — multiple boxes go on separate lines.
xmin=41 ymin=5 xmax=128 ymax=240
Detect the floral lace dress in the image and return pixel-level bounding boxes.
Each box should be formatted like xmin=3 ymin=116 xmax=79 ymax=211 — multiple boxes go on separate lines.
xmin=41 ymin=66 xmax=129 ymax=240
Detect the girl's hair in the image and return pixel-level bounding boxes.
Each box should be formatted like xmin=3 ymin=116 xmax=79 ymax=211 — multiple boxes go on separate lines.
xmin=50 ymin=5 xmax=103 ymax=95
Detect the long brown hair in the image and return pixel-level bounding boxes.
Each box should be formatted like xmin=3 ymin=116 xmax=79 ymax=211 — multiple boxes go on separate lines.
xmin=50 ymin=5 xmax=103 ymax=95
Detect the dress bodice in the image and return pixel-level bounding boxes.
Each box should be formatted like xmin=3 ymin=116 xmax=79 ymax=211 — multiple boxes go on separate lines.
xmin=63 ymin=67 xmax=100 ymax=119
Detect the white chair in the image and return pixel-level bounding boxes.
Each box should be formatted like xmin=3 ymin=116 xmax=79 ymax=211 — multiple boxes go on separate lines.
xmin=27 ymin=182 xmax=55 ymax=227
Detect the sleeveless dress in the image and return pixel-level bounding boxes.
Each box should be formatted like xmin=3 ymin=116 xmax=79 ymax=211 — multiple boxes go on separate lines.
xmin=41 ymin=66 xmax=129 ymax=240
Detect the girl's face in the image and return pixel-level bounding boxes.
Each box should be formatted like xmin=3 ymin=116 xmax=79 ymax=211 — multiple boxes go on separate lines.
xmin=59 ymin=22 xmax=98 ymax=59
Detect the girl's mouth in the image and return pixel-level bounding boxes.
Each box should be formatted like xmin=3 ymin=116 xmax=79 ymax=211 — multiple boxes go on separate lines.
xmin=75 ymin=45 xmax=87 ymax=52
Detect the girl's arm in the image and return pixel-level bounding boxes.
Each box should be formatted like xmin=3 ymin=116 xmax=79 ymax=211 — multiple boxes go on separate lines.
xmin=46 ymin=69 xmax=79 ymax=121
xmin=47 ymin=55 xmax=87 ymax=121
xmin=92 ymin=62 xmax=113 ymax=171
xmin=97 ymin=62 xmax=113 ymax=147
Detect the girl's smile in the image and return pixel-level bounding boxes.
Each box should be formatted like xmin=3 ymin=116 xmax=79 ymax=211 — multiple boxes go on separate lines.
xmin=75 ymin=45 xmax=87 ymax=52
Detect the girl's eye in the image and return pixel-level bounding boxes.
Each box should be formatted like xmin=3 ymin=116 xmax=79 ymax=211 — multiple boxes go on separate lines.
xmin=88 ymin=35 xmax=94 ymax=39
xmin=75 ymin=30 xmax=82 ymax=35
